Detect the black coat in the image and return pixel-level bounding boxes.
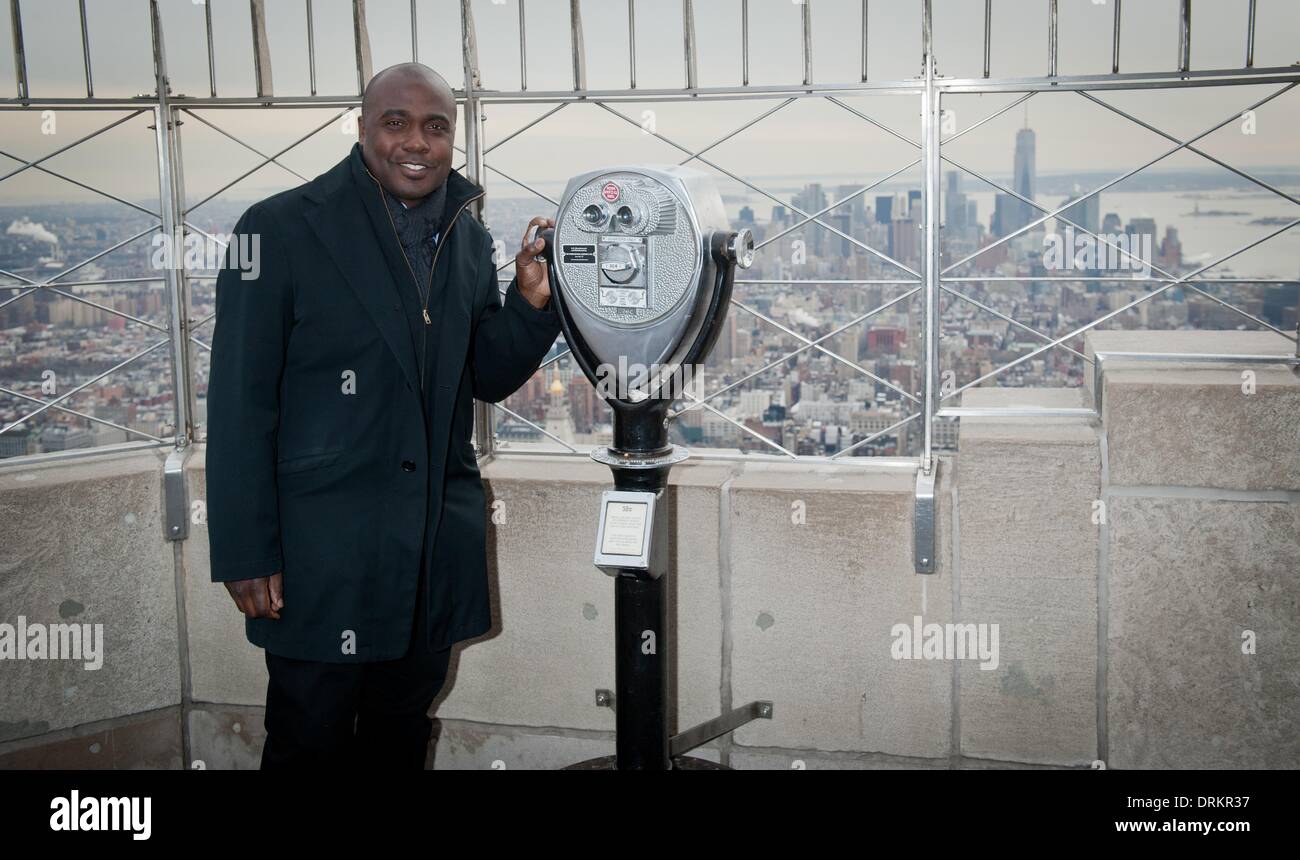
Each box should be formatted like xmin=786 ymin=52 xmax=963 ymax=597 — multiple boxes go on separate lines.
xmin=206 ymin=144 xmax=561 ymax=662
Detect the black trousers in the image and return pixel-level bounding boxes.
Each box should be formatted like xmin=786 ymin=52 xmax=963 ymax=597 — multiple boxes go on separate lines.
xmin=260 ymin=562 xmax=452 ymax=769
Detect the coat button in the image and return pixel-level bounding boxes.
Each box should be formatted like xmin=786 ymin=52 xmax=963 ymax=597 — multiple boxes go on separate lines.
xmin=401 ymin=460 xmax=417 ymax=472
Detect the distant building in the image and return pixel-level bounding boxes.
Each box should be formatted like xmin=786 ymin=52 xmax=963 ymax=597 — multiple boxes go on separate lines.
xmin=0 ymin=426 xmax=31 ymax=458
xmin=945 ymin=170 xmax=968 ymax=232
xmin=739 ymin=389 xmax=773 ymax=418
xmin=1158 ymin=226 xmax=1182 ymax=271
xmin=933 ymin=418 xmax=960 ymax=450
xmin=798 ymin=183 xmax=828 ymax=255
xmin=867 ymin=326 xmax=906 ymax=354
xmin=1126 ymin=216 xmax=1158 ymax=267
xmin=1060 ymin=186 xmax=1100 ymax=234
xmin=543 ymin=372 xmax=575 ymax=444
xmin=998 ymin=125 xmax=1038 ymax=235
xmin=1261 ymin=283 xmax=1299 ymax=329
xmin=1014 ymin=127 xmax=1036 ymax=200
xmin=39 ymin=424 xmax=93 ymax=451
xmin=830 ymin=212 xmax=854 ymax=258
xmin=836 ymin=184 xmax=867 ymax=226
xmin=992 ymin=192 xmax=1017 ymax=238
xmin=889 ymin=217 xmax=917 ymax=266
xmin=874 ymin=195 xmax=893 ymax=225
xmin=988 ymin=123 xmax=1040 ymax=239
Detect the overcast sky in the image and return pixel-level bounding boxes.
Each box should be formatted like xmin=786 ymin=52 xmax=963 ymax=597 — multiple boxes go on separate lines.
xmin=1 ymin=0 xmax=1298 ymax=208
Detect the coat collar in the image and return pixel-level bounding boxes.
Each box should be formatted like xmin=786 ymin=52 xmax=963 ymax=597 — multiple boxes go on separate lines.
xmin=299 ymin=145 xmax=485 ymax=413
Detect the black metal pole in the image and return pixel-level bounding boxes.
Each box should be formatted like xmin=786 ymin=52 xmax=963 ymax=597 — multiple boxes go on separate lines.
xmin=609 ymin=400 xmax=672 ymax=769
xmin=613 ymin=569 xmax=668 ymax=768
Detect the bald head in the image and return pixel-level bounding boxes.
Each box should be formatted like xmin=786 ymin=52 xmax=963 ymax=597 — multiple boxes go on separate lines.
xmin=361 ymin=63 xmax=455 ymax=115
xmin=357 ymin=63 xmax=457 ymax=204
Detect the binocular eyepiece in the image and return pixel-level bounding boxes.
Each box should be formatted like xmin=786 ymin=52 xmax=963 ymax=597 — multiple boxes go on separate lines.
xmin=533 ymin=165 xmax=751 ymax=422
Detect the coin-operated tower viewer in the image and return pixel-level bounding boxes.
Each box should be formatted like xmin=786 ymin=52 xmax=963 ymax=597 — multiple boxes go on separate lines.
xmin=537 ymin=165 xmax=772 ymax=770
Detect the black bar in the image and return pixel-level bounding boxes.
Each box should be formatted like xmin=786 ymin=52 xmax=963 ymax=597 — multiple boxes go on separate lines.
xmin=613 ymin=572 xmax=669 ymax=769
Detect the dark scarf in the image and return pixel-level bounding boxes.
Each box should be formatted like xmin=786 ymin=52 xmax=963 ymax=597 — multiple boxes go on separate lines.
xmin=350 ymin=142 xmax=449 ymax=294
xmin=382 ymin=175 xmax=448 ymax=289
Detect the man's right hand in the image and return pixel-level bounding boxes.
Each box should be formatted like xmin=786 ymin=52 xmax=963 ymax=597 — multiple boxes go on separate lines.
xmin=224 ymin=572 xmax=284 ymax=620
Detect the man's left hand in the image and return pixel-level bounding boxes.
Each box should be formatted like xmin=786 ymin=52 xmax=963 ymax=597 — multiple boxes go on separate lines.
xmin=516 ymin=216 xmax=554 ymax=310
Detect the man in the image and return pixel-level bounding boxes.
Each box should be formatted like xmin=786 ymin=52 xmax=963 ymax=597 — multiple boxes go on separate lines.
xmin=205 ymin=63 xmax=561 ymax=769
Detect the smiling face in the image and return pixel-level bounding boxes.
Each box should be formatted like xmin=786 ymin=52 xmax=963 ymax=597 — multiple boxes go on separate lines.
xmin=358 ymin=66 xmax=457 ymax=205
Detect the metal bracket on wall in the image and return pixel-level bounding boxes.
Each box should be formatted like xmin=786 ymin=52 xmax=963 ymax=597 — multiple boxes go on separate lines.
xmin=164 ymin=445 xmax=191 ymax=542
xmin=914 ymin=464 xmax=937 ymax=574
xmin=669 ymin=700 xmax=772 ymax=759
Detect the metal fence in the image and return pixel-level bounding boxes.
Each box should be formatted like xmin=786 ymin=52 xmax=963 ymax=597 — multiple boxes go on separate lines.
xmin=2 ymin=0 xmax=1298 ymax=489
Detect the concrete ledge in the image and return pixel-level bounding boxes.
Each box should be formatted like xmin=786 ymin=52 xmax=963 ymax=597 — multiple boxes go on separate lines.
xmin=187 ymin=704 xmax=265 ymax=770
xmin=435 ymin=454 xmax=613 ymax=731
xmin=438 ymin=455 xmax=731 ymax=734
xmin=727 ymin=459 xmax=954 ymax=758
xmin=729 ymin=746 xmax=1072 ymax=769
xmin=662 ymin=461 xmax=734 ymax=733
xmin=730 ymin=747 xmax=949 ymax=770
xmin=1107 ymin=494 xmax=1300 ymax=768
xmin=1086 ymin=330 xmax=1300 ymax=491
xmin=432 ymin=719 xmax=615 ymax=770
xmin=956 ymin=388 xmax=1100 ymax=766
xmin=183 ymin=447 xmax=267 ymax=706
xmin=3 ymin=381 xmax=1293 ymax=770
xmin=0 ymin=447 xmax=180 ymax=742
xmin=0 ymin=706 xmax=181 ymax=769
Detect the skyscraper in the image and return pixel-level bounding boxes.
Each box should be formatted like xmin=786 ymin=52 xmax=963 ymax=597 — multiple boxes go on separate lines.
xmin=945 ymin=170 xmax=968 ymax=232
xmin=1013 ymin=127 xmax=1036 ymax=204
xmin=1126 ymin=216 xmax=1158 ymax=269
xmin=830 ymin=212 xmax=853 ymax=258
xmin=799 ymin=183 xmax=828 ymax=256
xmin=837 ymin=184 xmax=867 ymax=226
xmin=874 ymin=194 xmax=895 ymax=257
xmin=992 ymin=192 xmax=1015 ymax=238
xmin=1007 ymin=122 xmax=1038 ymax=235
xmin=875 ymin=195 xmax=893 ymax=225
xmin=1060 ymin=185 xmax=1100 ymax=234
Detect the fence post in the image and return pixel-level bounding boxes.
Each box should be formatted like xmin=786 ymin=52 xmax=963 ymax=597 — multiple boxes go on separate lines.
xmin=462 ymin=0 xmax=495 ymax=459
xmin=150 ymin=0 xmax=194 ymax=450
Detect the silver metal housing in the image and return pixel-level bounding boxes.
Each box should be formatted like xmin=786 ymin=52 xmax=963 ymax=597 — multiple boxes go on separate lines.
xmin=551 ymin=165 xmax=731 ymax=398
